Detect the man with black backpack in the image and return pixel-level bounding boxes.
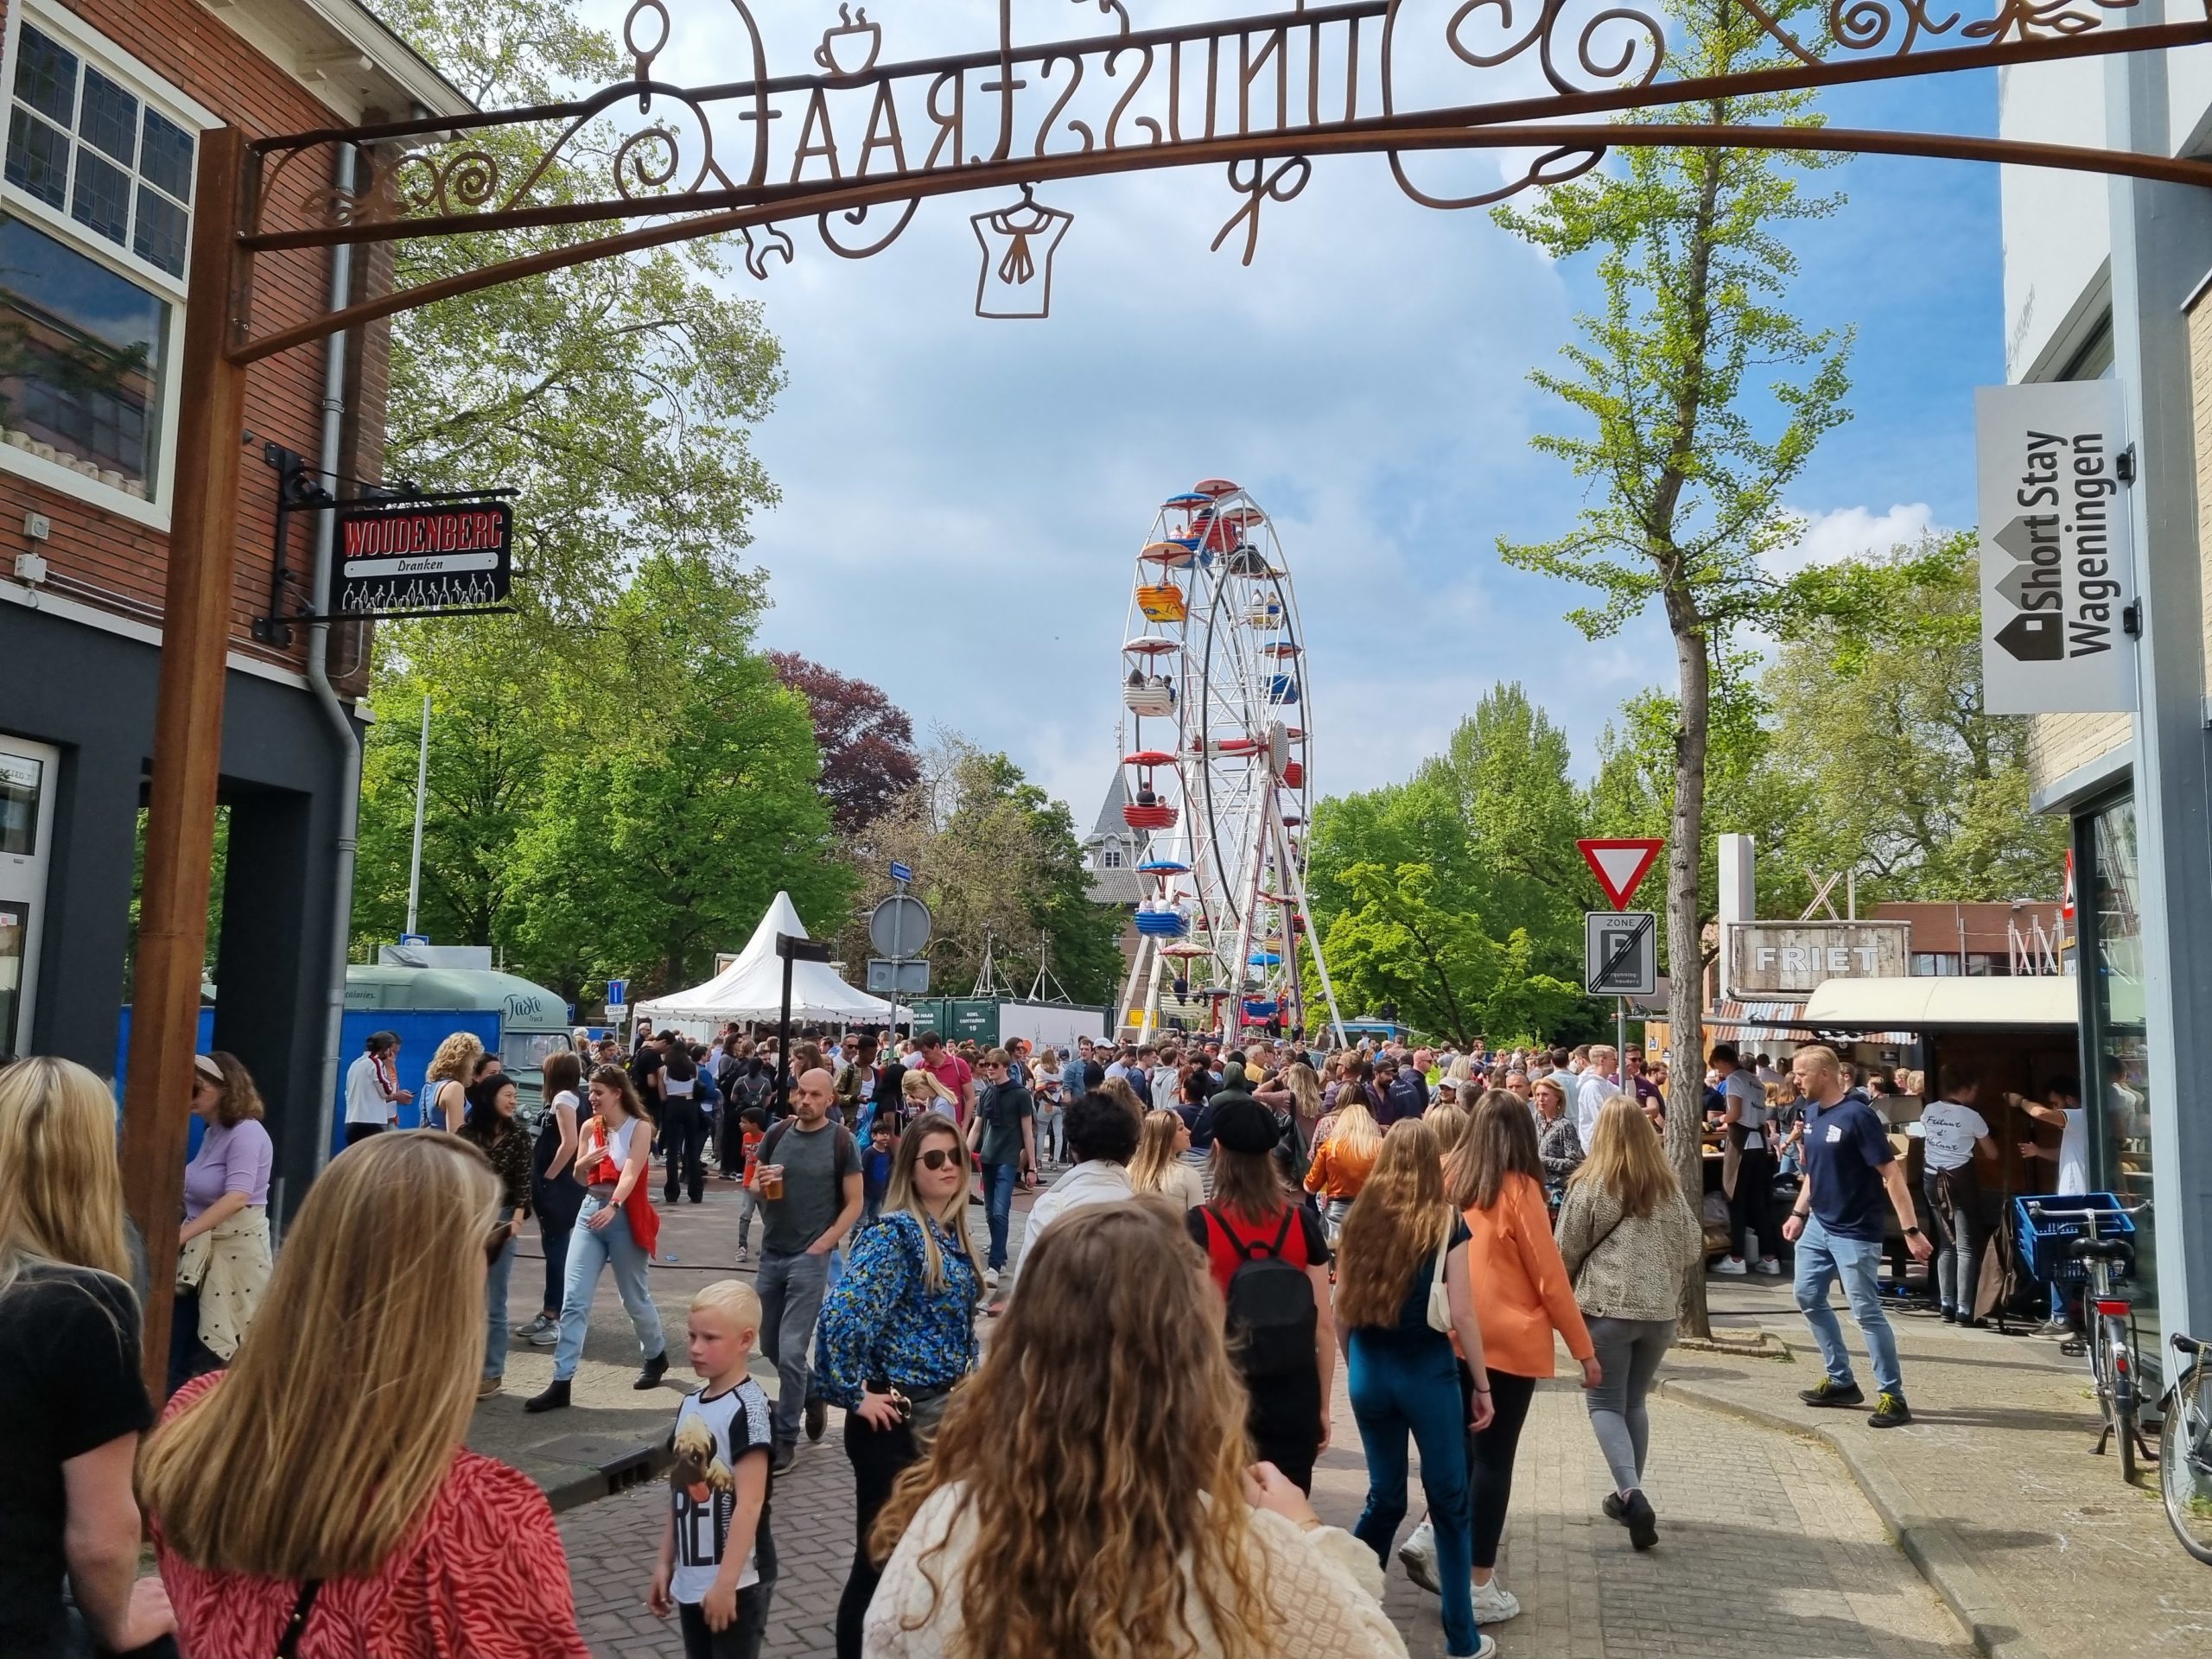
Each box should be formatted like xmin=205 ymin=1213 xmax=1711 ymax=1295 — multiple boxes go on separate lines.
xmin=1183 ymin=1096 xmax=1335 ymax=1492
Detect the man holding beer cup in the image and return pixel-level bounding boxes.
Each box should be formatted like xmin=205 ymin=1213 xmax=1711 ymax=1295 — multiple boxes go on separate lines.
xmin=747 ymin=1067 xmax=863 ymax=1471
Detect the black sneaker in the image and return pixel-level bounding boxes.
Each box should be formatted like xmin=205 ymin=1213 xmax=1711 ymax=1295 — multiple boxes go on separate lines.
xmin=804 ymin=1394 xmax=828 ymax=1441
xmin=1799 ymin=1378 xmax=1866 ymax=1408
xmin=1601 ymin=1492 xmax=1627 ymax=1523
xmin=1622 ymin=1489 xmax=1658 ymax=1550
xmin=770 ymin=1440 xmax=797 ymax=1476
xmin=1868 ymin=1391 xmax=1912 ymax=1429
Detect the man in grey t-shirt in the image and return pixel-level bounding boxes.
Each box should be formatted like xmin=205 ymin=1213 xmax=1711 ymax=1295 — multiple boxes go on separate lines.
xmin=747 ymin=1067 xmax=861 ymax=1467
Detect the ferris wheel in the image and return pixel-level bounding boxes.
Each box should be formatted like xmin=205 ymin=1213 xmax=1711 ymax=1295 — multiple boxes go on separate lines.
xmin=1114 ymin=479 xmax=1346 ymax=1046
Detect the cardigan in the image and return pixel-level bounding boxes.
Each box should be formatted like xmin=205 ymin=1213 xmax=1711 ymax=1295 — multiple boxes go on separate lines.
xmin=862 ymin=1484 xmax=1407 ymax=1659
xmin=1461 ymin=1171 xmax=1593 ymax=1378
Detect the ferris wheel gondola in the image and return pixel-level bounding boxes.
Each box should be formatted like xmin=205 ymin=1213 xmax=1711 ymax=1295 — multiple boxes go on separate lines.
xmin=1112 ymin=480 xmax=1347 ymax=1046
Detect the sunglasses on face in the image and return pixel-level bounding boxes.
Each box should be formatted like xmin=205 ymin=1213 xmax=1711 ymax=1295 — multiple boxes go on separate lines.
xmin=918 ymin=1147 xmax=961 ymax=1172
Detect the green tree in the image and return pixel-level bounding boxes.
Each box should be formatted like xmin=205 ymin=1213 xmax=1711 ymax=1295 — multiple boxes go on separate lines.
xmin=1757 ymin=531 xmax=2065 ymax=906
xmin=1317 ymin=863 xmax=1580 ymax=1048
xmin=1495 ymin=0 xmax=1852 ymax=1333
xmin=506 ymin=557 xmax=852 ymax=997
xmin=373 ymin=0 xmax=785 ymax=616
xmin=859 ymin=736 xmax=1123 ymax=1006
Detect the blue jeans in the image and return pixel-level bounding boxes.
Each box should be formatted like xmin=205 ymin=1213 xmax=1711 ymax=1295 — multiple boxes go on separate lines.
xmin=552 ymin=1196 xmax=666 ymax=1382
xmin=484 ymin=1224 xmax=519 ymax=1380
xmin=982 ymin=1161 xmax=1018 ymax=1270
xmin=1347 ymin=1331 xmax=1478 ymax=1656
xmin=758 ymin=1246 xmax=831 ymax=1446
xmin=1793 ymin=1214 xmax=1904 ymax=1396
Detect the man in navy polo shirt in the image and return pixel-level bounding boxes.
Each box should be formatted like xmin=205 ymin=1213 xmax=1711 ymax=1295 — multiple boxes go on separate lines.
xmin=1783 ymin=1044 xmax=1935 ymax=1428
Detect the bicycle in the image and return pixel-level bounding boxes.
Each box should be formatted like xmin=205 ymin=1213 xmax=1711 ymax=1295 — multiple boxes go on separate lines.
xmin=2023 ymin=1198 xmax=2155 ymax=1484
xmin=2163 ymin=1332 xmax=2212 ymax=1563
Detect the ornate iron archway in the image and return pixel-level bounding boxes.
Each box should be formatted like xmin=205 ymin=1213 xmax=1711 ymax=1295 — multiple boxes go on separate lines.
xmin=123 ymin=0 xmax=2212 ymax=1380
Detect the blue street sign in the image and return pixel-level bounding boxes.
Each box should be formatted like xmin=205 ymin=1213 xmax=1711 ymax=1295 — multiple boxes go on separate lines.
xmin=399 ymin=932 xmax=429 ymax=945
xmin=607 ymin=977 xmax=628 ymax=1007
xmin=889 ymin=861 xmax=913 ymax=885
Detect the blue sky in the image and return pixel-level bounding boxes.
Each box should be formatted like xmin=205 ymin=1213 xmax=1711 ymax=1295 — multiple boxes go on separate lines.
xmin=581 ymin=3 xmax=2005 ymax=822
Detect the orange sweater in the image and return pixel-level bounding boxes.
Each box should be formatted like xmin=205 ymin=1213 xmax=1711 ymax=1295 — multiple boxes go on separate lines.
xmin=1305 ymin=1135 xmax=1378 ymax=1200
xmin=1462 ymin=1171 xmax=1593 ymax=1379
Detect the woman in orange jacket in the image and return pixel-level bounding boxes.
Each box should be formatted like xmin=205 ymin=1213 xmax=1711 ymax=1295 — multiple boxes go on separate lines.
xmin=1302 ymin=1091 xmax=1382 ymax=1242
xmin=1397 ymin=1088 xmax=1599 ymax=1626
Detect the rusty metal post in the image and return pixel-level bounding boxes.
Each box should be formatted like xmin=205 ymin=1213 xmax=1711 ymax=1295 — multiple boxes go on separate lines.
xmin=120 ymin=127 xmax=253 ymax=1402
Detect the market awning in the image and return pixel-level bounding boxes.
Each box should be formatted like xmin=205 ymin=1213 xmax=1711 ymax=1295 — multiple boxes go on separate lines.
xmin=1801 ymin=975 xmax=2079 ymax=1031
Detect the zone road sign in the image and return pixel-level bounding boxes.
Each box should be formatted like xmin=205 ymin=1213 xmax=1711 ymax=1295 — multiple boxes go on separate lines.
xmin=1579 ymin=838 xmax=1664 ymax=911
xmin=1585 ymin=911 xmax=1658 ymax=997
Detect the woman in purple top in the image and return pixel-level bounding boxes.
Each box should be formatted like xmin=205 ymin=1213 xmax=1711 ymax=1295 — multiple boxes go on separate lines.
xmin=170 ymin=1052 xmax=275 ymax=1392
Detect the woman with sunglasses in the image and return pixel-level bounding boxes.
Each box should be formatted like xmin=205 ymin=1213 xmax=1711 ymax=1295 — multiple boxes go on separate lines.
xmin=814 ymin=1111 xmax=981 ymax=1659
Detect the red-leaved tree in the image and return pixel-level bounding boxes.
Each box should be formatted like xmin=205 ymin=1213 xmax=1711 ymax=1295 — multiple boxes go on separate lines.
xmin=769 ymin=651 xmax=921 ymax=836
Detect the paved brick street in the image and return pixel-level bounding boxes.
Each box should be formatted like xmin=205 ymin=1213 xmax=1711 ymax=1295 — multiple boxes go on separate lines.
xmin=523 ymin=1173 xmax=1969 ymax=1659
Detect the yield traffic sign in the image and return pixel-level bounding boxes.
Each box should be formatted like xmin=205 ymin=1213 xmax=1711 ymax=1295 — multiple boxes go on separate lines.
xmin=1578 ymin=837 xmax=1663 ymax=911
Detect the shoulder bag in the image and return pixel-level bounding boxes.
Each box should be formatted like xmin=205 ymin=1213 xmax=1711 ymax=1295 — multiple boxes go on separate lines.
xmin=1425 ymin=1210 xmax=1456 ymax=1332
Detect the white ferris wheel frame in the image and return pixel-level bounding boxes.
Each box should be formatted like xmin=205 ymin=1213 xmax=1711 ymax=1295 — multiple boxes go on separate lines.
xmin=1115 ymin=485 xmax=1347 ymax=1048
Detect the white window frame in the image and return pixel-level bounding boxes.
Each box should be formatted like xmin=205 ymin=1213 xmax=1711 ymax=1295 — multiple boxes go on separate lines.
xmin=0 ymin=3 xmax=216 ymax=529
xmin=0 ymin=732 xmax=60 ymax=1057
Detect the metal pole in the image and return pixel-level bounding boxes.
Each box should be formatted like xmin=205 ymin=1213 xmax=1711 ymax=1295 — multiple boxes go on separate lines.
xmin=404 ymin=692 xmax=429 ymax=937
xmin=775 ymin=949 xmax=795 ymax=1121
xmin=1617 ymin=995 xmax=1629 ymax=1102
xmin=119 ymin=128 xmax=253 ymax=1402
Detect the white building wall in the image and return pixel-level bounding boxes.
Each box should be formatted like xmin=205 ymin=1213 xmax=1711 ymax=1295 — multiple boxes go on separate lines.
xmin=1998 ymin=55 xmax=2111 ymax=380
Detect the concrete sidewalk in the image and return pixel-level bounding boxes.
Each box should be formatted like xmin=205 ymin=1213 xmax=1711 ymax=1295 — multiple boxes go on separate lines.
xmin=1663 ymin=1276 xmax=2212 ymax=1659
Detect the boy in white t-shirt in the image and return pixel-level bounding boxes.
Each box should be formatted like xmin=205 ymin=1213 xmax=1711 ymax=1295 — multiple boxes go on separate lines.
xmin=649 ymin=1281 xmax=777 ymax=1658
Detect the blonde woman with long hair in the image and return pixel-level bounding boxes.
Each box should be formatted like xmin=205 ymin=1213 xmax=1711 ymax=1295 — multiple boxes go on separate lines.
xmin=1555 ymin=1095 xmax=1704 ymax=1552
xmin=141 ymin=1132 xmax=589 ymax=1655
xmin=1128 ymin=1107 xmax=1206 ymax=1210
xmin=863 ymin=1200 xmax=1403 ymax=1659
xmin=0 ymin=1057 xmax=175 ymax=1657
xmin=423 ymin=1030 xmax=483 ymax=1133
xmin=1255 ymin=1059 xmax=1325 ymax=1150
xmin=1332 ymin=1118 xmax=1497 ymax=1659
xmin=817 ymin=1111 xmax=982 ymax=1659
xmin=1303 ymin=1088 xmax=1382 ymax=1241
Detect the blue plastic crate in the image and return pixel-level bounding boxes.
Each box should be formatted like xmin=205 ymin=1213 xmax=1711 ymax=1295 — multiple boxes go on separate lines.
xmin=2014 ymin=1192 xmax=2136 ymax=1285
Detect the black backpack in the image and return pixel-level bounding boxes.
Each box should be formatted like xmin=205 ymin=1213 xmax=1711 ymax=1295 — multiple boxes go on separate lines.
xmin=1207 ymin=1207 xmax=1316 ymax=1380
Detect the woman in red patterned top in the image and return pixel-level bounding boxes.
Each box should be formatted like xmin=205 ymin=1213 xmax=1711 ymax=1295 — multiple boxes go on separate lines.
xmin=138 ymin=1133 xmax=589 ymax=1658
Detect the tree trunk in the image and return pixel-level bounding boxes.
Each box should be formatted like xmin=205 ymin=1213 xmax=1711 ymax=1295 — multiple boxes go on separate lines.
xmin=1665 ymin=600 xmax=1714 ymax=1339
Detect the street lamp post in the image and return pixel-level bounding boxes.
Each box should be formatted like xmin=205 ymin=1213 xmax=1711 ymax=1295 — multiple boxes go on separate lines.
xmin=773 ymin=932 xmax=831 ymax=1122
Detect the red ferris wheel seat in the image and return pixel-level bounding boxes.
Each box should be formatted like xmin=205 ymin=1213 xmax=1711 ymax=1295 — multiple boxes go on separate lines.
xmin=1123 ymin=803 xmax=1179 ymax=830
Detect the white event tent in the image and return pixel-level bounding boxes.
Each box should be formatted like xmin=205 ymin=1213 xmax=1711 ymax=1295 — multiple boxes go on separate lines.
xmin=636 ymin=891 xmax=897 ymax=1030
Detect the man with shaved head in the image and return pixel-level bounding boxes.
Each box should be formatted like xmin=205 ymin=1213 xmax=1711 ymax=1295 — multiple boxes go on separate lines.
xmin=749 ymin=1065 xmax=862 ymax=1469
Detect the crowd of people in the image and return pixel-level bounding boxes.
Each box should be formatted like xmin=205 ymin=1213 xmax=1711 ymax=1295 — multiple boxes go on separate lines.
xmin=4 ymin=1016 xmax=2075 ymax=1659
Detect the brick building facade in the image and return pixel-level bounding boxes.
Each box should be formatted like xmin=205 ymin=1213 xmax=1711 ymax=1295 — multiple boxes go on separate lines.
xmin=0 ymin=0 xmax=466 ymax=1211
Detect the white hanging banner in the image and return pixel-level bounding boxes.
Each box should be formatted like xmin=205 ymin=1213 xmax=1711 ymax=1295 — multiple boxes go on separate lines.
xmin=1974 ymin=381 xmax=2137 ymax=715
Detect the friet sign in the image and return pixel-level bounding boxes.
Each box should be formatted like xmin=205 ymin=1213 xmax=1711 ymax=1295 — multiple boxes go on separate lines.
xmin=1725 ymin=922 xmax=1911 ymax=998
xmin=1974 ymin=382 xmax=2136 ymax=715
xmin=333 ymin=499 xmax=513 ymax=616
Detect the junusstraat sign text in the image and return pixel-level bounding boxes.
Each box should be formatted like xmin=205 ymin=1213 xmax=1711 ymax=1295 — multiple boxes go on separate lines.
xmin=1974 ymin=381 xmax=2136 ymax=715
xmin=333 ymin=499 xmax=513 ymax=617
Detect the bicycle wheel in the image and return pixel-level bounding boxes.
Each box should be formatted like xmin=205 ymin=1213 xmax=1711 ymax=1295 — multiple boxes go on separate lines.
xmin=2164 ymin=1358 xmax=2212 ymax=1564
xmin=2088 ymin=1308 xmax=2117 ymax=1440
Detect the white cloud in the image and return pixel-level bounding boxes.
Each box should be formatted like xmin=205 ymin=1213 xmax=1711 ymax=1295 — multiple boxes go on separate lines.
xmin=1765 ymin=502 xmax=1943 ymax=579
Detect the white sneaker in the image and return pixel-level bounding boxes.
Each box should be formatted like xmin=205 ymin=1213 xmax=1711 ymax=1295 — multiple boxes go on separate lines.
xmin=1471 ymin=1578 xmax=1521 ymax=1624
xmin=1753 ymin=1257 xmax=1784 ymax=1276
xmin=983 ymin=1268 xmax=1001 ymax=1292
xmin=1396 ymin=1518 xmax=1440 ymax=1592
xmin=1713 ymin=1256 xmax=1748 ymax=1276
xmin=1448 ymin=1639 xmax=1498 ymax=1659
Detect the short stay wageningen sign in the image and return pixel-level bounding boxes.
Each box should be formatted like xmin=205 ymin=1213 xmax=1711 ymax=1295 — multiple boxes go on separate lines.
xmin=333 ymin=499 xmax=513 ymax=616
xmin=1974 ymin=381 xmax=2137 ymax=715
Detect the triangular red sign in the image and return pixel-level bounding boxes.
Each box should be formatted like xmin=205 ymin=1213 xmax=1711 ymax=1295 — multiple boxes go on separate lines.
xmin=1579 ymin=838 xmax=1663 ymax=911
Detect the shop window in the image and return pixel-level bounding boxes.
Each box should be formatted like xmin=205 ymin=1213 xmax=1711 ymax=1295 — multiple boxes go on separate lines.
xmin=0 ymin=12 xmax=195 ymax=510
xmin=1911 ymin=951 xmax=1960 ymax=976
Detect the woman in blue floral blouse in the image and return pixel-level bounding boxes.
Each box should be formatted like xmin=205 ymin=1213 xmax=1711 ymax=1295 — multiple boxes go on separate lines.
xmin=815 ymin=1109 xmax=980 ymax=1659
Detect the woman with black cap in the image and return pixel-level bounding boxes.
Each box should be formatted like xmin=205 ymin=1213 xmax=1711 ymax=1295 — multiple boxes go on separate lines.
xmin=1183 ymin=1096 xmax=1335 ymax=1493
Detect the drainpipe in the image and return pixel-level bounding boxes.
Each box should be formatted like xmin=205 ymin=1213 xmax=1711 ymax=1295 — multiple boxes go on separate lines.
xmin=304 ymin=141 xmax=359 ymax=1187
